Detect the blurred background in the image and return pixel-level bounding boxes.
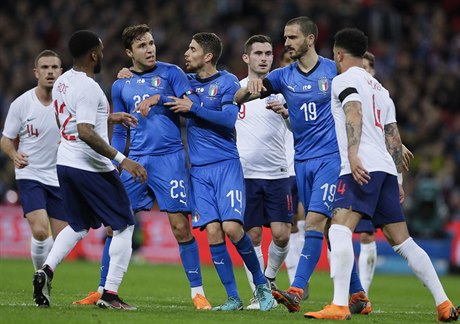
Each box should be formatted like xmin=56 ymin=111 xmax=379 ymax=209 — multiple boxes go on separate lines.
xmin=0 ymin=0 xmax=459 ymax=271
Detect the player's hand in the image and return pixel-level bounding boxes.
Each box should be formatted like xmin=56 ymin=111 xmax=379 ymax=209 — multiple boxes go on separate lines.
xmin=247 ymin=79 xmax=266 ymax=94
xmin=134 ymin=94 xmax=161 ymax=117
xmin=349 ymin=154 xmax=370 ymax=185
xmin=13 ymin=152 xmax=28 ymax=169
xmin=108 ymin=112 xmax=138 ymax=128
xmin=398 ymin=184 xmax=405 ymax=204
xmin=164 ymin=95 xmax=192 ymax=113
xmin=266 ymin=100 xmax=289 ymax=118
xmin=120 ymin=158 xmax=147 ymax=183
xmin=401 ymin=144 xmax=414 ymax=171
xmin=117 ymin=67 xmax=133 ymax=79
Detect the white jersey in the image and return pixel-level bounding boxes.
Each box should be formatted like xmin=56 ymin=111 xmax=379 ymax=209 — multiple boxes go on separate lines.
xmin=2 ymin=88 xmax=60 ymax=186
xmin=53 ymin=69 xmax=114 ymax=172
xmin=285 ymin=129 xmax=295 ymax=176
xmin=236 ymin=77 xmax=289 ymax=179
xmin=331 ymin=66 xmax=397 ymax=176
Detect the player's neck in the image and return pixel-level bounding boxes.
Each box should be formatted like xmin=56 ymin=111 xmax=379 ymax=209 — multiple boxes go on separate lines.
xmin=341 ymin=58 xmax=364 ymax=73
xmin=73 ymin=65 xmax=95 ymax=78
xmin=298 ymin=50 xmax=318 ymax=73
xmin=35 ymin=86 xmax=52 ymax=106
xmin=196 ymin=65 xmax=218 ymax=79
xmin=247 ymin=69 xmax=267 ymax=80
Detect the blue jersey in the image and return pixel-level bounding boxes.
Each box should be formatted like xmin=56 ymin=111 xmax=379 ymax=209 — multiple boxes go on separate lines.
xmin=111 ymin=62 xmax=192 ymax=156
xmin=186 ymin=71 xmax=240 ymax=166
xmin=264 ymin=56 xmax=338 ymax=160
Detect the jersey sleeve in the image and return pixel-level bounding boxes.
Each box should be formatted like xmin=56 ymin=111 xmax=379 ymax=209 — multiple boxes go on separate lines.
xmin=170 ymin=66 xmax=194 ymax=97
xmin=2 ymin=99 xmax=22 ymax=139
xmin=261 ymin=68 xmax=282 ymax=99
xmin=384 ymin=97 xmax=397 ymax=125
xmin=111 ymin=80 xmax=128 ymax=154
xmin=75 ymin=81 xmax=100 ymax=125
xmin=332 ymin=75 xmax=361 ymax=108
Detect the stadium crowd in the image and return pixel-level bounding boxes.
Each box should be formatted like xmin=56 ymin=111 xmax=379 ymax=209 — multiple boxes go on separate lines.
xmin=0 ymin=0 xmax=459 ymax=237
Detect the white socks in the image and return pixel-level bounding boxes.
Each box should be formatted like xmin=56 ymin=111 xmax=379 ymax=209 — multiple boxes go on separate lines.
xmin=31 ymin=236 xmax=54 ymax=270
xmin=329 ymin=224 xmax=354 ymax=307
xmin=44 ymin=225 xmax=88 ymax=270
xmin=191 ymin=286 xmax=205 ymax=298
xmin=265 ymin=241 xmax=290 ymax=279
xmin=244 ymin=245 xmax=263 ymax=294
xmin=393 ymin=237 xmax=448 ymax=305
xmin=359 ymin=241 xmax=377 ymax=294
xmin=105 ymin=225 xmax=134 ymax=293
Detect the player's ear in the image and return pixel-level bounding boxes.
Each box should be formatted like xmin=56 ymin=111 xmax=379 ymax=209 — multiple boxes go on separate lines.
xmin=33 ymin=68 xmax=39 ymax=80
xmin=242 ymin=53 xmax=249 ymax=64
xmin=126 ymin=48 xmax=133 ymax=59
xmin=204 ymin=52 xmax=213 ymax=64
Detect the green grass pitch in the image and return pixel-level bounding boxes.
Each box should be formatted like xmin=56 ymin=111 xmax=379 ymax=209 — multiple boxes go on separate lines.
xmin=0 ymin=258 xmax=458 ymax=323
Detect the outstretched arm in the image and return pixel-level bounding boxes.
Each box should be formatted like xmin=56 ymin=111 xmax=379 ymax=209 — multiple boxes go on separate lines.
xmin=234 ymin=79 xmax=267 ymax=104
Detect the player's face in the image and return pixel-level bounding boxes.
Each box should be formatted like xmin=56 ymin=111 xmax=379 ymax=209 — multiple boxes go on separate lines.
xmin=34 ymin=56 xmax=62 ymax=90
xmin=127 ymin=32 xmax=156 ymax=71
xmin=333 ymin=46 xmax=342 ymax=74
xmin=284 ymin=24 xmax=311 ymax=60
xmin=244 ymin=42 xmax=273 ymax=76
xmin=362 ymin=58 xmax=375 ymax=76
xmin=184 ymin=39 xmax=206 ymax=72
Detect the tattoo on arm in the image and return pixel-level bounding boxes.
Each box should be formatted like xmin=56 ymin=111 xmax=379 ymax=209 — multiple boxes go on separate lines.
xmin=77 ymin=123 xmax=117 ymax=160
xmin=343 ymin=101 xmax=362 ymax=155
xmin=384 ymin=122 xmax=403 ymax=172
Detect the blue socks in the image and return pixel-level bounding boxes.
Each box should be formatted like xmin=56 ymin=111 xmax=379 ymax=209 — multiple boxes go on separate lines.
xmin=233 ymin=233 xmax=266 ymax=286
xmin=349 ymin=259 xmax=365 ymax=294
xmin=99 ymin=236 xmax=112 ymax=288
xmin=178 ymin=238 xmax=203 ymax=287
xmin=292 ymin=230 xmax=323 ymax=289
xmin=210 ymin=242 xmax=239 ymax=299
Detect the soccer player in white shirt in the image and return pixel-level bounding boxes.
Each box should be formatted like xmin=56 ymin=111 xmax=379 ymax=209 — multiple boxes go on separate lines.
xmin=305 ymin=28 xmax=458 ymax=322
xmin=32 ymin=30 xmax=147 ymax=310
xmin=236 ymin=35 xmax=292 ymax=309
xmin=1 ymin=50 xmax=67 ymax=271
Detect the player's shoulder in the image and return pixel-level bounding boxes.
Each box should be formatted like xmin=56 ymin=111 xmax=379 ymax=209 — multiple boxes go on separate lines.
xmin=156 ymin=61 xmax=185 ymax=74
xmin=10 ymin=88 xmax=35 ymax=109
xmin=219 ymin=70 xmax=240 ymax=88
xmin=318 ymin=56 xmax=337 ymax=75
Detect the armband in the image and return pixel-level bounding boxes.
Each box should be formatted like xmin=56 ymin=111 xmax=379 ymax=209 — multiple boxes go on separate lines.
xmin=397 ymin=173 xmax=403 ymax=185
xmin=113 ymin=152 xmax=126 ymax=164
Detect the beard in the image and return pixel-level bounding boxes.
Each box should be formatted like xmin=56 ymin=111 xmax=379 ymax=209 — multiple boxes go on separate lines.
xmin=94 ymin=60 xmax=102 ymax=74
xmin=289 ymin=41 xmax=309 ymax=60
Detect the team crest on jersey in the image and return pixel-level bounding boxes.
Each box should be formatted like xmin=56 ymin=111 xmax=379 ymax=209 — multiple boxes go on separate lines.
xmin=192 ymin=210 xmax=199 ymax=223
xmin=318 ymin=77 xmax=329 ymax=92
xmin=151 ymin=77 xmax=161 ymax=87
xmin=208 ymin=84 xmax=218 ymax=96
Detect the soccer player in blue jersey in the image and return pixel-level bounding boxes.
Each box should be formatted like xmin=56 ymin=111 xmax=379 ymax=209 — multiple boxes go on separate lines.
xmin=138 ymin=32 xmax=275 ymax=312
xmin=74 ymin=24 xmax=211 ymax=310
xmin=234 ymin=16 xmax=370 ymax=314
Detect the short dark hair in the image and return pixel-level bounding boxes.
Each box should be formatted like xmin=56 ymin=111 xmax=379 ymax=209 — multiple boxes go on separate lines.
xmin=362 ymin=51 xmax=375 ymax=69
xmin=244 ymin=35 xmax=272 ymax=54
xmin=34 ymin=50 xmax=61 ymax=67
xmin=192 ymin=32 xmax=222 ymax=65
xmin=286 ymin=16 xmax=318 ymax=42
xmin=122 ymin=24 xmax=151 ymax=50
xmin=334 ymin=28 xmax=368 ymax=58
xmin=68 ymin=30 xmax=101 ymax=59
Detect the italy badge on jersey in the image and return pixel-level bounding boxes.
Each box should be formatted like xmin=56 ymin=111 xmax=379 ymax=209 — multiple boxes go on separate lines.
xmin=318 ymin=77 xmax=329 ymax=92
xmin=208 ymin=84 xmax=218 ymax=96
xmin=151 ymin=77 xmax=161 ymax=87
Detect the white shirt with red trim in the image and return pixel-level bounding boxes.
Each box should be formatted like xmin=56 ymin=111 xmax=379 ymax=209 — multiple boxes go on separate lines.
xmin=331 ymin=66 xmax=397 ymax=176
xmin=53 ymin=69 xmax=114 ymax=172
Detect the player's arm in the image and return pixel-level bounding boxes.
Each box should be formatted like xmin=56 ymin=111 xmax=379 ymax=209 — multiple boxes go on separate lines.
xmin=234 ymin=78 xmax=269 ymax=104
xmin=77 ymin=123 xmax=147 ymax=183
xmin=166 ymin=93 xmax=238 ymax=129
xmin=384 ymin=122 xmax=404 ymax=173
xmin=0 ymin=135 xmax=28 ymax=169
xmin=343 ymin=100 xmax=370 ymax=185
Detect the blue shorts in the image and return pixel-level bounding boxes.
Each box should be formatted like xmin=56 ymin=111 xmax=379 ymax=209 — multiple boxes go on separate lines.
xmin=243 ymin=178 xmax=293 ymax=230
xmin=57 ymin=165 xmax=135 ymax=231
xmin=294 ymin=152 xmax=341 ymax=218
xmin=16 ymin=179 xmax=66 ymax=221
xmin=121 ymin=150 xmax=190 ymax=213
xmin=354 ymin=219 xmax=376 ymax=234
xmin=190 ymin=159 xmax=245 ymax=230
xmin=333 ymin=171 xmax=405 ymax=228
xmin=289 ymin=176 xmax=300 ymax=215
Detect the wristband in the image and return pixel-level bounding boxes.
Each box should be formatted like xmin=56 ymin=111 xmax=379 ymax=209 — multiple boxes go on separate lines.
xmin=113 ymin=151 xmax=126 ymax=164
xmin=397 ymin=173 xmax=403 ymax=185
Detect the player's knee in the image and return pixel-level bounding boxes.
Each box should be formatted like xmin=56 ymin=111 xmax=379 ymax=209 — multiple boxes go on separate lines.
xmin=272 ymin=233 xmax=290 ymax=247
xmin=31 ymin=227 xmax=50 ymax=241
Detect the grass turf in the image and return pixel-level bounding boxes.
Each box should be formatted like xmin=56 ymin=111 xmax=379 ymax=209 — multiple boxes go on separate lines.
xmin=0 ymin=258 xmax=459 ymax=323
